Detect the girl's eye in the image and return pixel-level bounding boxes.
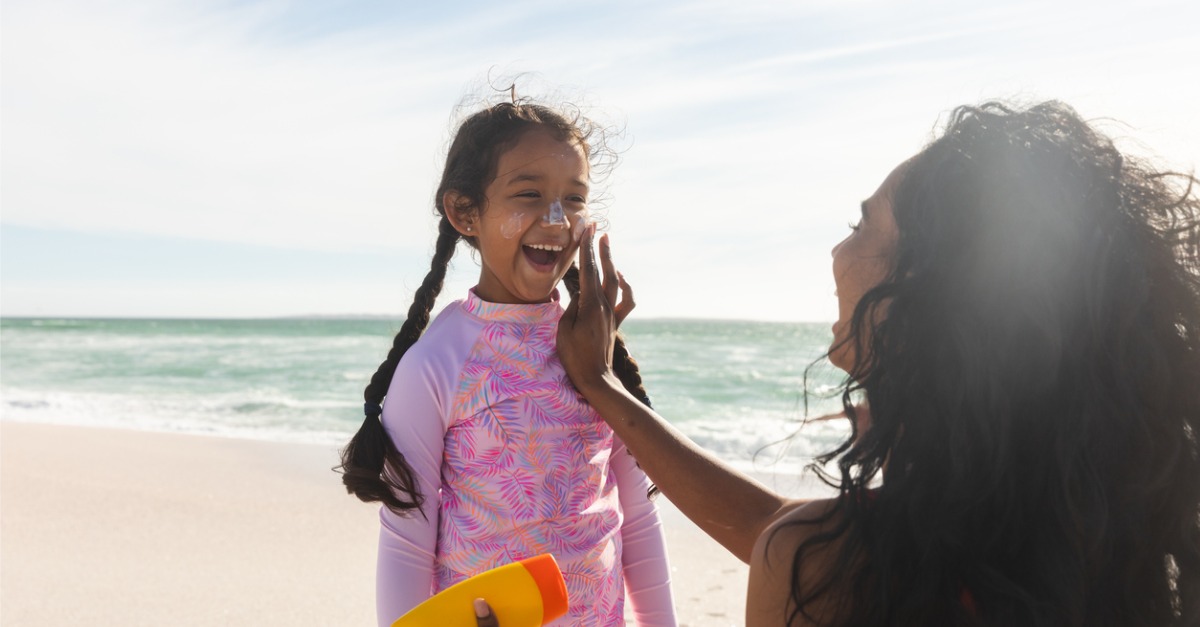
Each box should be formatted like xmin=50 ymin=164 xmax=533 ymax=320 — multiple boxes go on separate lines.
xmin=567 ymin=195 xmax=587 ymax=204
xmin=848 ymin=220 xmax=861 ymax=232
xmin=516 ymin=191 xmax=541 ymax=199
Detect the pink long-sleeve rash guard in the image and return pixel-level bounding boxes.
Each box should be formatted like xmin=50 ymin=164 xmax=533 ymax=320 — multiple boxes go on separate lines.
xmin=375 ymin=289 xmax=676 ymax=627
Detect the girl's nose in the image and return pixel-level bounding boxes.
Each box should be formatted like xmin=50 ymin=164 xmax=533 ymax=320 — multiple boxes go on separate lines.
xmin=542 ymin=200 xmax=569 ymax=229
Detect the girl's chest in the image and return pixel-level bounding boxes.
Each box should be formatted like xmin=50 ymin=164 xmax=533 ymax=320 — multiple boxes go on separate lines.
xmin=444 ymin=324 xmax=611 ymax=465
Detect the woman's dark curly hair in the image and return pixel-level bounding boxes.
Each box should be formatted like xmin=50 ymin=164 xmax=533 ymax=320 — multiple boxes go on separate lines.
xmin=789 ymin=101 xmax=1200 ymax=626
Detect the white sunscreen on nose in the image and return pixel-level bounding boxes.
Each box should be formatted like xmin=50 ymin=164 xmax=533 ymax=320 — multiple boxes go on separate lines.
xmin=542 ymin=199 xmax=569 ymax=229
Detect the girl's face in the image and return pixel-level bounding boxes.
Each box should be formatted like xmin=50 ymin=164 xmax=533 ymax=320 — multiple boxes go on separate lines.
xmin=829 ymin=160 xmax=905 ymax=373
xmin=455 ymin=128 xmax=590 ymax=304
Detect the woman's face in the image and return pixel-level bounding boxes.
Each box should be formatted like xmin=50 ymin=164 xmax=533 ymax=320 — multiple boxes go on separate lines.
xmin=829 ymin=160 xmax=906 ymax=373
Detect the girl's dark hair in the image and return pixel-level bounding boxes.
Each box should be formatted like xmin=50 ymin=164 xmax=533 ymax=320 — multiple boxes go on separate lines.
xmin=337 ymin=100 xmax=652 ymax=513
xmin=789 ymin=101 xmax=1200 ymax=626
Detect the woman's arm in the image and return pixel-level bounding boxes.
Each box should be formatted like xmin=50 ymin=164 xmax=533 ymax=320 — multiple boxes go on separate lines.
xmin=558 ymin=226 xmax=801 ymax=562
xmin=574 ymin=372 xmax=792 ymax=562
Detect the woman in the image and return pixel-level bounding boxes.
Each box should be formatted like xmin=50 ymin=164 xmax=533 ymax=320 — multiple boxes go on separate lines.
xmin=479 ymin=101 xmax=1200 ymax=626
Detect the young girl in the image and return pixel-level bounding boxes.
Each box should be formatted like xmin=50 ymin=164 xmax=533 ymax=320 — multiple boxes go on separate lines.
xmin=339 ymin=99 xmax=677 ymax=626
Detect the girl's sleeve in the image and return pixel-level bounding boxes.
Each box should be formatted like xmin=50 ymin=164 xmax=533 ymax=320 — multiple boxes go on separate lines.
xmin=613 ymin=436 xmax=678 ymax=626
xmin=375 ymin=350 xmax=453 ymax=627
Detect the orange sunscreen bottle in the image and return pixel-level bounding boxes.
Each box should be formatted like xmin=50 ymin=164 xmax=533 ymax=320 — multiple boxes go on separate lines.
xmin=391 ymin=554 xmax=569 ymax=627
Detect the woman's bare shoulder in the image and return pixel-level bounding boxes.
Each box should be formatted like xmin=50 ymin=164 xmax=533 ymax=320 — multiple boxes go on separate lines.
xmin=746 ymin=498 xmax=844 ymax=627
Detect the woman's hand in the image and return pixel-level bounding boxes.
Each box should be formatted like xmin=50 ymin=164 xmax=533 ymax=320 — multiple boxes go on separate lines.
xmin=473 ymin=598 xmax=499 ymax=627
xmin=558 ymin=224 xmax=635 ymax=393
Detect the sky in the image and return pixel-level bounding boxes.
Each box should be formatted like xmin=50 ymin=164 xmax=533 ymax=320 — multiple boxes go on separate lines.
xmin=3 ymin=0 xmax=1198 ymax=321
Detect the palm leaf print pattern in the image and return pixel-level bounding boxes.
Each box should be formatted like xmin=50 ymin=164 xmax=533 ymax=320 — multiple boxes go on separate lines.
xmin=435 ymin=292 xmax=625 ymax=626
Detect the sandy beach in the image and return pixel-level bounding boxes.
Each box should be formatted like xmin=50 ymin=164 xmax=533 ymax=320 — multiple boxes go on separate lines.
xmin=1 ymin=422 xmax=831 ymax=626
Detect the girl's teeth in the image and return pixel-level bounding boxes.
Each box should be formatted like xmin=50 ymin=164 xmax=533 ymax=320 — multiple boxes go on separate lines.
xmin=527 ymin=244 xmax=563 ymax=252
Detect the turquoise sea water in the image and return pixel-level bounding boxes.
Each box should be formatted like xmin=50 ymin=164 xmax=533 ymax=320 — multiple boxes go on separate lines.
xmin=0 ymin=316 xmax=851 ymax=474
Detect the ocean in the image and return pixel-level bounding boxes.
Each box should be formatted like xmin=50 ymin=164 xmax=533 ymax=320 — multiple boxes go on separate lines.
xmin=0 ymin=316 xmax=851 ymax=475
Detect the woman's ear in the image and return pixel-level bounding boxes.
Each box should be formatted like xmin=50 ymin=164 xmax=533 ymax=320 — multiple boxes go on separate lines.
xmin=443 ymin=191 xmax=478 ymax=237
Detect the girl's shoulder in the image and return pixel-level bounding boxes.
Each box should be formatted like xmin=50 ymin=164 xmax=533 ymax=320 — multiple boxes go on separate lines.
xmin=394 ymin=299 xmax=483 ymax=375
xmin=421 ymin=298 xmax=484 ymax=340
xmin=384 ymin=299 xmax=486 ymax=416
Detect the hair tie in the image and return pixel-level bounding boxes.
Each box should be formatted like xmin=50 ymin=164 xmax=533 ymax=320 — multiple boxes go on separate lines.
xmin=364 ymin=402 xmax=383 ymax=419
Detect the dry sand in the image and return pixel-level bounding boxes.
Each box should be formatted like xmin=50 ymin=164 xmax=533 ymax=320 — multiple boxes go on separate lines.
xmin=1 ymin=422 xmax=829 ymax=626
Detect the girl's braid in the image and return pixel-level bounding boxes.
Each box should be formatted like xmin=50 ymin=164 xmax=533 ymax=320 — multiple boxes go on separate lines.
xmin=339 ymin=217 xmax=460 ymax=512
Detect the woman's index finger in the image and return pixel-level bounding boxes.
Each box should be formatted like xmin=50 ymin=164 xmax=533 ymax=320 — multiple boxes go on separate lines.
xmin=578 ymin=224 xmax=602 ymax=302
xmin=598 ymin=233 xmax=619 ymax=308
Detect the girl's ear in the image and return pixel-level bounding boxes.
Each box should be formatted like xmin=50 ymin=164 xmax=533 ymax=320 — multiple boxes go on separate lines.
xmin=443 ymin=191 xmax=478 ymax=237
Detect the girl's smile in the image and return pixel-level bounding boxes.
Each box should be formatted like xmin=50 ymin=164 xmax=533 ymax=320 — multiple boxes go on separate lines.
xmin=522 ymin=241 xmax=566 ymax=272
